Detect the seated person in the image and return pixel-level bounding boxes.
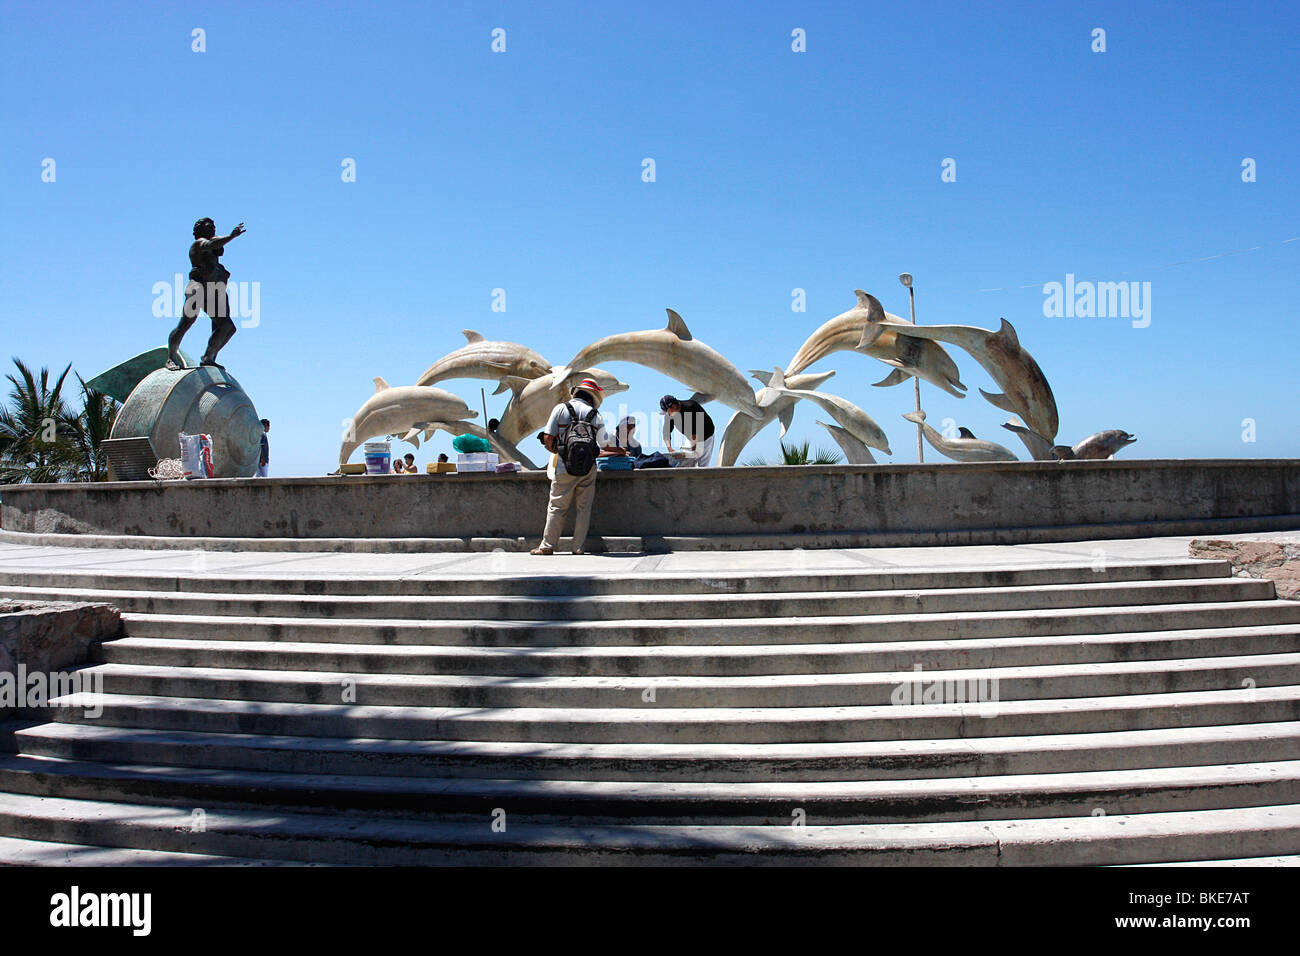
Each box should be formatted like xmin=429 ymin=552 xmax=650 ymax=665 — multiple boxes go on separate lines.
xmin=437 ymin=453 xmax=449 ymax=463
xmin=614 ymin=417 xmax=642 ymax=457
xmin=401 ymin=453 xmax=416 ymax=473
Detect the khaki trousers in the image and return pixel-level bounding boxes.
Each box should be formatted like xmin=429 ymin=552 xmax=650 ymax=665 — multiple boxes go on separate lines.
xmin=541 ymin=467 xmax=598 ymax=551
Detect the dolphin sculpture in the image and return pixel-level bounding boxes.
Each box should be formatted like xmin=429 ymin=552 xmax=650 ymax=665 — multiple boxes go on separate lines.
xmin=408 ymin=420 xmax=541 ymax=470
xmin=902 ymin=410 xmax=1018 ymax=463
xmin=876 ymin=317 xmax=1059 ymax=441
xmin=817 ymin=419 xmax=877 ymax=465
xmin=550 ymin=310 xmax=764 ymax=419
xmin=765 ymin=367 xmax=892 ymax=454
xmin=1053 ymin=430 xmax=1137 ymax=461
xmin=495 ymin=367 xmax=630 ymax=445
xmin=340 ymin=378 xmax=477 ymax=464
xmin=715 ymin=369 xmax=837 ymax=467
xmin=1001 ymin=418 xmax=1057 ymax=461
xmin=786 ymin=291 xmax=967 ymax=398
xmin=414 ymin=330 xmax=550 ymax=389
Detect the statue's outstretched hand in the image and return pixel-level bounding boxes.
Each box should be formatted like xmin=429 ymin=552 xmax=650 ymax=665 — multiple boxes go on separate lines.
xmin=232 ymin=222 xmax=246 ymax=236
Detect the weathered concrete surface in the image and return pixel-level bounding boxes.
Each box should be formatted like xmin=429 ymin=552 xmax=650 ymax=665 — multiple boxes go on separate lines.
xmin=1 ymin=459 xmax=1297 ymax=547
xmin=0 ymin=602 xmax=122 ymax=717
xmin=1190 ymin=535 xmax=1300 ymax=600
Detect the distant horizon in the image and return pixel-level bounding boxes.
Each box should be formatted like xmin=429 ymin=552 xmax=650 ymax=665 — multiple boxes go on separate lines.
xmin=4 ymin=0 xmax=1297 ymax=475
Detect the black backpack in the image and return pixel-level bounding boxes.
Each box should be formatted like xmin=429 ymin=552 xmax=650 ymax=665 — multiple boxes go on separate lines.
xmin=560 ymin=402 xmax=600 ymax=476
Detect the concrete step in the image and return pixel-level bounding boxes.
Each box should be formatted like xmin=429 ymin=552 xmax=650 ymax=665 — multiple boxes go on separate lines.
xmin=70 ymin=653 xmax=1300 ymax=709
xmin=0 ymin=577 xmax=1274 ymax=622
xmin=0 ymin=789 xmax=1296 ymax=864
xmin=1137 ymin=855 xmax=1300 ymax=866
xmin=3 ymin=752 xmax=1298 ymax=825
xmin=18 ymin=720 xmax=1300 ymax=783
xmin=91 ymin=624 xmax=1300 ymax=676
xmin=43 ymin=685 xmax=1300 ymax=744
xmin=0 ymin=558 xmax=1231 ymax=597
xmin=117 ymin=599 xmax=1300 ymax=646
xmin=0 ymin=833 xmax=308 ymax=866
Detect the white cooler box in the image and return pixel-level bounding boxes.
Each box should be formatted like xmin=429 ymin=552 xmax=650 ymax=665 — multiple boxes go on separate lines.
xmin=456 ymin=452 xmax=499 ymax=473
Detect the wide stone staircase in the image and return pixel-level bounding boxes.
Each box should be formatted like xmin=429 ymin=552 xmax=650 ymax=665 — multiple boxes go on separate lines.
xmin=1 ymin=555 xmax=1299 ymax=865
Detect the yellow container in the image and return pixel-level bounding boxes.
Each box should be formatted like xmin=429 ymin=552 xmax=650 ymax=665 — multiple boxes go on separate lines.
xmin=427 ymin=462 xmax=457 ymax=474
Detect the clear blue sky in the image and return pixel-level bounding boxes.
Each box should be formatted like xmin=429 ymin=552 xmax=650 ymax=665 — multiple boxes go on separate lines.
xmin=3 ymin=0 xmax=1297 ymax=473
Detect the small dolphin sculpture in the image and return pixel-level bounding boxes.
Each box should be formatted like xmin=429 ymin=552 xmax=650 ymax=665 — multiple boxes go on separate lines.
xmin=902 ymin=410 xmax=1018 ymax=463
xmin=409 ymin=420 xmax=541 ymax=470
xmin=340 ymin=378 xmax=476 ymax=464
xmin=817 ymin=419 xmax=877 ymax=464
xmin=878 ymin=317 xmax=1059 ymax=441
xmin=715 ymin=369 xmax=837 ymax=467
xmin=1001 ymin=419 xmax=1057 ymax=461
xmin=551 ymin=310 xmax=764 ymax=419
xmin=765 ymin=367 xmax=892 ymax=453
xmin=414 ymin=330 xmax=551 ymax=389
xmin=1053 ymin=430 xmax=1137 ymax=461
xmin=495 ymin=367 xmax=630 ymax=445
xmin=786 ymin=291 xmax=966 ymax=397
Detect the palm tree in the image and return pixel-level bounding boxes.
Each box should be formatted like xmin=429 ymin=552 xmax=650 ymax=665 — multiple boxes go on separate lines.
xmin=0 ymin=359 xmax=80 ymax=483
xmin=746 ymin=440 xmax=844 ymax=466
xmin=65 ymin=375 xmax=119 ymax=481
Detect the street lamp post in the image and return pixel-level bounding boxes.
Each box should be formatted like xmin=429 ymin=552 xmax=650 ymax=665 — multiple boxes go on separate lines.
xmin=899 ymin=273 xmax=922 ymax=463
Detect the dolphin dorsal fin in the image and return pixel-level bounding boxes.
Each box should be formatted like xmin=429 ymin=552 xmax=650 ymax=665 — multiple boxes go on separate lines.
xmin=957 ymin=427 xmax=976 ymax=439
xmin=494 ymin=375 xmax=529 ymax=399
xmin=462 ymin=330 xmax=485 ymax=344
xmin=665 ymin=309 xmax=693 ymax=341
xmin=769 ymin=365 xmax=787 ymax=390
xmin=373 ymin=377 xmax=390 ymax=392
xmin=750 ymin=369 xmax=774 ymax=387
xmin=998 ymin=318 xmax=1020 ymax=351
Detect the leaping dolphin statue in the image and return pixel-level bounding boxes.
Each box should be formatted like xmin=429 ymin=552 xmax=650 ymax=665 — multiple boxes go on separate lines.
xmin=876 ymin=317 xmax=1059 ymax=441
xmin=340 ymin=378 xmax=477 ymax=464
xmin=902 ymin=410 xmax=1018 ymax=462
xmin=715 ymin=369 xmax=837 ymax=467
xmin=1001 ymin=418 xmax=1057 ymax=461
xmin=407 ymin=420 xmax=541 ymax=470
xmin=765 ymin=367 xmax=892 ymax=454
xmin=495 ymin=367 xmax=630 ymax=445
xmin=786 ymin=291 xmax=967 ymax=397
xmin=550 ymin=310 xmax=765 ymax=419
xmin=817 ymin=419 xmax=877 ymax=465
xmin=415 ymin=330 xmax=551 ymax=388
xmin=1053 ymin=430 xmax=1137 ymax=461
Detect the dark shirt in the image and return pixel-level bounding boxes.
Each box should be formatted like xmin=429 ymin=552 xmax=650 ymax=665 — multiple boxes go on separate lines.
xmin=189 ymin=238 xmax=231 ymax=283
xmin=260 ymin=433 xmax=269 ymax=466
xmin=663 ymin=400 xmax=714 ymax=442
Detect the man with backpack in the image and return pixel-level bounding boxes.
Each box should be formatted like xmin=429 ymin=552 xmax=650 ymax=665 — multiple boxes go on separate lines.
xmin=531 ymin=378 xmax=626 ymax=556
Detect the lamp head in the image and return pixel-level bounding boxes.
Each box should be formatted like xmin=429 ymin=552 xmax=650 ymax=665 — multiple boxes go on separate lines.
xmin=898 ymin=273 xmax=913 ymax=289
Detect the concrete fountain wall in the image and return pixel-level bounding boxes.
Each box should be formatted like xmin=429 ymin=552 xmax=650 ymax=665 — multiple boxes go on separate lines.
xmin=2 ymin=459 xmax=1298 ymax=552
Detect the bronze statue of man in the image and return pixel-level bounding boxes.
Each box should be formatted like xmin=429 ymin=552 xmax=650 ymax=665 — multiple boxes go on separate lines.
xmin=166 ymin=218 xmax=247 ymax=370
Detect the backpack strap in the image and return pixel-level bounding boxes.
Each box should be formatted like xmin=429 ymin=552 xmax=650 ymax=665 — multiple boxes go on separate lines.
xmin=583 ymin=406 xmax=598 ymax=423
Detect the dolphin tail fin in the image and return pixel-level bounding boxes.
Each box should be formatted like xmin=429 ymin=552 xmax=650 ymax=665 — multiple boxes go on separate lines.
xmin=400 ymin=428 xmax=421 ymax=444
xmin=665 ymin=309 xmax=692 ymax=340
xmin=979 ymin=389 xmax=1018 ymax=414
xmin=872 ymin=368 xmax=911 ymax=389
xmin=750 ymin=369 xmax=774 ymax=387
xmin=777 ymin=404 xmax=795 ymax=437
xmin=769 ymin=366 xmax=788 ymax=390
xmin=858 ymin=324 xmax=887 ymax=350
xmin=687 ymin=391 xmax=714 ymax=406
xmin=903 ymin=410 xmax=926 ymax=425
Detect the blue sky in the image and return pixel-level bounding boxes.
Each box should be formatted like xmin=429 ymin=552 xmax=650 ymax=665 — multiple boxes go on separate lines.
xmin=2 ymin=0 xmax=1297 ymax=474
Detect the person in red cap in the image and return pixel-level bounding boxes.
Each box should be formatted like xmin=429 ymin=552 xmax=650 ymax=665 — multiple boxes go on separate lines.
xmin=532 ymin=377 xmax=627 ymax=555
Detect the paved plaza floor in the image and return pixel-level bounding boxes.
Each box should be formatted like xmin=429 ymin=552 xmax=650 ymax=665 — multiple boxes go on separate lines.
xmin=4 ymin=531 xmax=1292 ymax=581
